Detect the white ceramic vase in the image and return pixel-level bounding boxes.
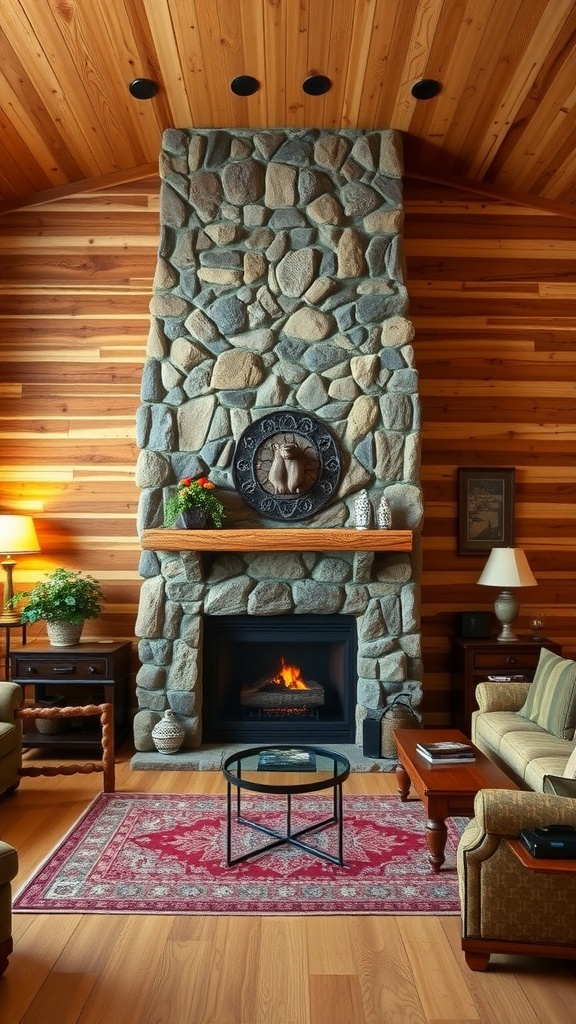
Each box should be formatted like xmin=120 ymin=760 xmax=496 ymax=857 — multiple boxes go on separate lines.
xmin=376 ymin=494 xmax=392 ymax=529
xmin=354 ymin=489 xmax=371 ymax=530
xmin=152 ymin=710 xmax=185 ymax=754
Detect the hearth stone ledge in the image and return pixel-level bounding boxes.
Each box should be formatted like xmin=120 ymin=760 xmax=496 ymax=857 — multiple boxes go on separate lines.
xmin=130 ymin=745 xmax=398 ymax=773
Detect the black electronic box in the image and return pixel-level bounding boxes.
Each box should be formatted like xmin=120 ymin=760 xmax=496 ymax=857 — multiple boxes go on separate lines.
xmin=519 ymin=824 xmax=576 ymax=859
xmin=457 ymin=611 xmax=492 ymax=639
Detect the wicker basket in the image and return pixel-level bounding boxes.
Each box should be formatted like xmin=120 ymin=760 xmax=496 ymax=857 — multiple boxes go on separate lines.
xmin=46 ymin=620 xmax=84 ymax=647
xmin=380 ymin=696 xmax=420 ymax=758
xmin=36 ymin=715 xmax=70 ymax=735
xmin=34 ymin=698 xmax=70 ymax=735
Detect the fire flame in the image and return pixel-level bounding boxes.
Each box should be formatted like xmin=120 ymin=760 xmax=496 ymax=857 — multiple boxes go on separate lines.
xmin=272 ymin=656 xmax=308 ymax=690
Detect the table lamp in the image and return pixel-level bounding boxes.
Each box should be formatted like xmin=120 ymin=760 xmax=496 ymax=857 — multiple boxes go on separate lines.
xmin=0 ymin=514 xmax=41 ymax=623
xmin=477 ymin=547 xmax=537 ymax=642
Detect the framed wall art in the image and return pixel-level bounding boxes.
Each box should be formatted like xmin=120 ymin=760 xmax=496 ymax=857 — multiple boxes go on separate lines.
xmin=458 ymin=468 xmax=515 ymax=555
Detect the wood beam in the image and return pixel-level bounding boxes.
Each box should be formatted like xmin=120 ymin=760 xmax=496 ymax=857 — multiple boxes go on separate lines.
xmin=0 ymin=163 xmax=159 ymax=216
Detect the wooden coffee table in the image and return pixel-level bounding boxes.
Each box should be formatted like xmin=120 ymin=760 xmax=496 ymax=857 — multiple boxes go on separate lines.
xmin=394 ymin=728 xmax=517 ymax=872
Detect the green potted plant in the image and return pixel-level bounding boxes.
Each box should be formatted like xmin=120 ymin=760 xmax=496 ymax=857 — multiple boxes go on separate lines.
xmin=164 ymin=475 xmax=226 ymax=529
xmin=10 ymin=567 xmax=104 ymax=647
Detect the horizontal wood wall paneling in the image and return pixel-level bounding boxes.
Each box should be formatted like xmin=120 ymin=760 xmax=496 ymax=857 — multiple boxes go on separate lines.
xmin=0 ymin=398 xmax=139 ymax=416
xmin=406 ymin=179 xmax=576 ymax=723
xmin=0 ymin=181 xmax=154 ymax=689
xmin=0 ymin=258 xmax=155 ymax=284
xmin=0 ymin=210 xmax=160 ymax=231
xmin=1 ymin=172 xmax=575 ymax=730
xmin=0 ymin=368 xmax=144 ymax=384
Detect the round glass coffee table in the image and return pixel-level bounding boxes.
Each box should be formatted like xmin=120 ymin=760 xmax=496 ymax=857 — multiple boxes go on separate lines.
xmin=222 ymin=744 xmax=350 ymax=867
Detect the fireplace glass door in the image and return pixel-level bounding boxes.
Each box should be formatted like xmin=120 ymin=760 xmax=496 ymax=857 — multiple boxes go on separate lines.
xmin=202 ymin=615 xmax=357 ymax=744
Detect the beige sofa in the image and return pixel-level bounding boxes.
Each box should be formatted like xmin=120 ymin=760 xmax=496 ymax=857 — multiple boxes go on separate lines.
xmin=472 ymin=667 xmax=576 ymax=792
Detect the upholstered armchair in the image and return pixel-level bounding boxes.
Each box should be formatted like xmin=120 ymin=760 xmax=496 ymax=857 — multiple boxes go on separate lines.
xmin=0 ymin=840 xmax=18 ymax=976
xmin=458 ymin=787 xmax=576 ymax=970
xmin=0 ymin=683 xmax=22 ymax=796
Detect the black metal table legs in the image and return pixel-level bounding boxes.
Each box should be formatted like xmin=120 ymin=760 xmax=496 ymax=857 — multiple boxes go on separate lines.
xmin=226 ymin=782 xmax=344 ymax=867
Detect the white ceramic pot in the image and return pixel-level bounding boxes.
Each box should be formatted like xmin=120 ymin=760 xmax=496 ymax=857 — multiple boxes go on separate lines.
xmin=152 ymin=710 xmax=185 ymax=754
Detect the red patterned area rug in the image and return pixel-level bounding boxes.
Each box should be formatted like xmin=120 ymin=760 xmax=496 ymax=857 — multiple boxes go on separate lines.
xmin=14 ymin=792 xmax=463 ymax=916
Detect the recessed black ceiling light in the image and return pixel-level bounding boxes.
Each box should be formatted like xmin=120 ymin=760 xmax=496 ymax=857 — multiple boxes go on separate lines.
xmin=411 ymin=79 xmax=441 ymax=100
xmin=231 ymin=75 xmax=260 ymax=96
xmin=129 ymin=78 xmax=159 ymax=100
xmin=303 ymin=75 xmax=332 ymax=96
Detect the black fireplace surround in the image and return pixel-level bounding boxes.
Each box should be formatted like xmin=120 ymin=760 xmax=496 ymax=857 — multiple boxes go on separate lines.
xmin=202 ymin=614 xmax=357 ymax=744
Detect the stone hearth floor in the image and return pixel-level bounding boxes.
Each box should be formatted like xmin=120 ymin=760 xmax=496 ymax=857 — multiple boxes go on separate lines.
xmin=131 ymin=745 xmax=397 ymax=772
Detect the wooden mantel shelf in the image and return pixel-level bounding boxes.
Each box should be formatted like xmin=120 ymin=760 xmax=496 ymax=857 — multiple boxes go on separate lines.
xmin=141 ymin=528 xmax=412 ymax=553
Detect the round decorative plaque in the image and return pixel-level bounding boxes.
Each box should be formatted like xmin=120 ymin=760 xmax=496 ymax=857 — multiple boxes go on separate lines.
xmin=232 ymin=411 xmax=342 ymax=522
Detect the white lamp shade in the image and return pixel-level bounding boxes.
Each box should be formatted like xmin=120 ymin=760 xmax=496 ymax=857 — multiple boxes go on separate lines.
xmin=0 ymin=514 xmax=41 ymax=554
xmin=477 ymin=547 xmax=537 ymax=588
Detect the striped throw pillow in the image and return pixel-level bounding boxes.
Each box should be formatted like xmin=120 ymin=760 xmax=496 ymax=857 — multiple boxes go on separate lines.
xmin=517 ymin=647 xmax=576 ymax=740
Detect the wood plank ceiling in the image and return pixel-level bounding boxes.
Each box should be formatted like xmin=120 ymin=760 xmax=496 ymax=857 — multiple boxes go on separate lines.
xmin=2 ymin=0 xmax=576 ymax=211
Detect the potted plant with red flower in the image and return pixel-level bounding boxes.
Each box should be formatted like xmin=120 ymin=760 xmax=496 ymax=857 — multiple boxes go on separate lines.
xmin=163 ymin=476 xmax=226 ymax=529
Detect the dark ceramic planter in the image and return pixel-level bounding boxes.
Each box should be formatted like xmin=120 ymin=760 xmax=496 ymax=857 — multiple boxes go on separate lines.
xmin=176 ymin=509 xmax=208 ymax=529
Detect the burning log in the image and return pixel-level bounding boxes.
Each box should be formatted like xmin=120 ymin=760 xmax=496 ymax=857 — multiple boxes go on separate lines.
xmin=240 ymin=656 xmax=324 ymax=708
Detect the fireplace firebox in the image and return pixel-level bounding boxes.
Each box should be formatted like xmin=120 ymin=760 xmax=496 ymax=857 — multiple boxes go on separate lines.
xmin=202 ymin=615 xmax=357 ymax=744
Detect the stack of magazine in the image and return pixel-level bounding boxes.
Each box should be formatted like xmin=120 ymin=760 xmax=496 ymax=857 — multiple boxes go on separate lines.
xmin=257 ymin=748 xmax=317 ymax=772
xmin=416 ymin=739 xmax=475 ymax=764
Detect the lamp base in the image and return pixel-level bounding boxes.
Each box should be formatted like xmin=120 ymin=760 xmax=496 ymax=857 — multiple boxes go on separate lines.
xmin=496 ymin=623 xmax=520 ymax=642
xmin=494 ymin=589 xmax=520 ymax=642
xmin=1 ymin=558 xmax=19 ymax=623
xmin=0 ymin=612 xmax=20 ymax=624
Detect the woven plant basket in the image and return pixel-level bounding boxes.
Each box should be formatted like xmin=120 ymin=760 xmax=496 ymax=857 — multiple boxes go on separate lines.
xmin=46 ymin=620 xmax=84 ymax=647
xmin=36 ymin=715 xmax=70 ymax=735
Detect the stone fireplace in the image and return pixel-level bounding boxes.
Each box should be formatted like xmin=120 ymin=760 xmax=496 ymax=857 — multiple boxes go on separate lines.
xmin=133 ymin=128 xmax=423 ymax=758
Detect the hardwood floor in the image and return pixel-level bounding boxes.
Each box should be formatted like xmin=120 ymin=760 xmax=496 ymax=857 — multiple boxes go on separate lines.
xmin=1 ymin=746 xmax=574 ymax=1024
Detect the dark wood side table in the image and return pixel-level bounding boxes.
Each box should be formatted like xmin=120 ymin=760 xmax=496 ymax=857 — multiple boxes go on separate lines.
xmin=0 ymin=620 xmax=26 ymax=681
xmin=506 ymin=838 xmax=576 ymax=873
xmin=10 ymin=640 xmax=131 ymax=753
xmin=451 ymin=637 xmax=562 ymax=735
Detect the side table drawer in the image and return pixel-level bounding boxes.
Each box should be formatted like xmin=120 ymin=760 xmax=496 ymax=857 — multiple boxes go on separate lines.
xmin=474 ymin=651 xmax=540 ymax=671
xmin=12 ymin=655 xmax=111 ymax=680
